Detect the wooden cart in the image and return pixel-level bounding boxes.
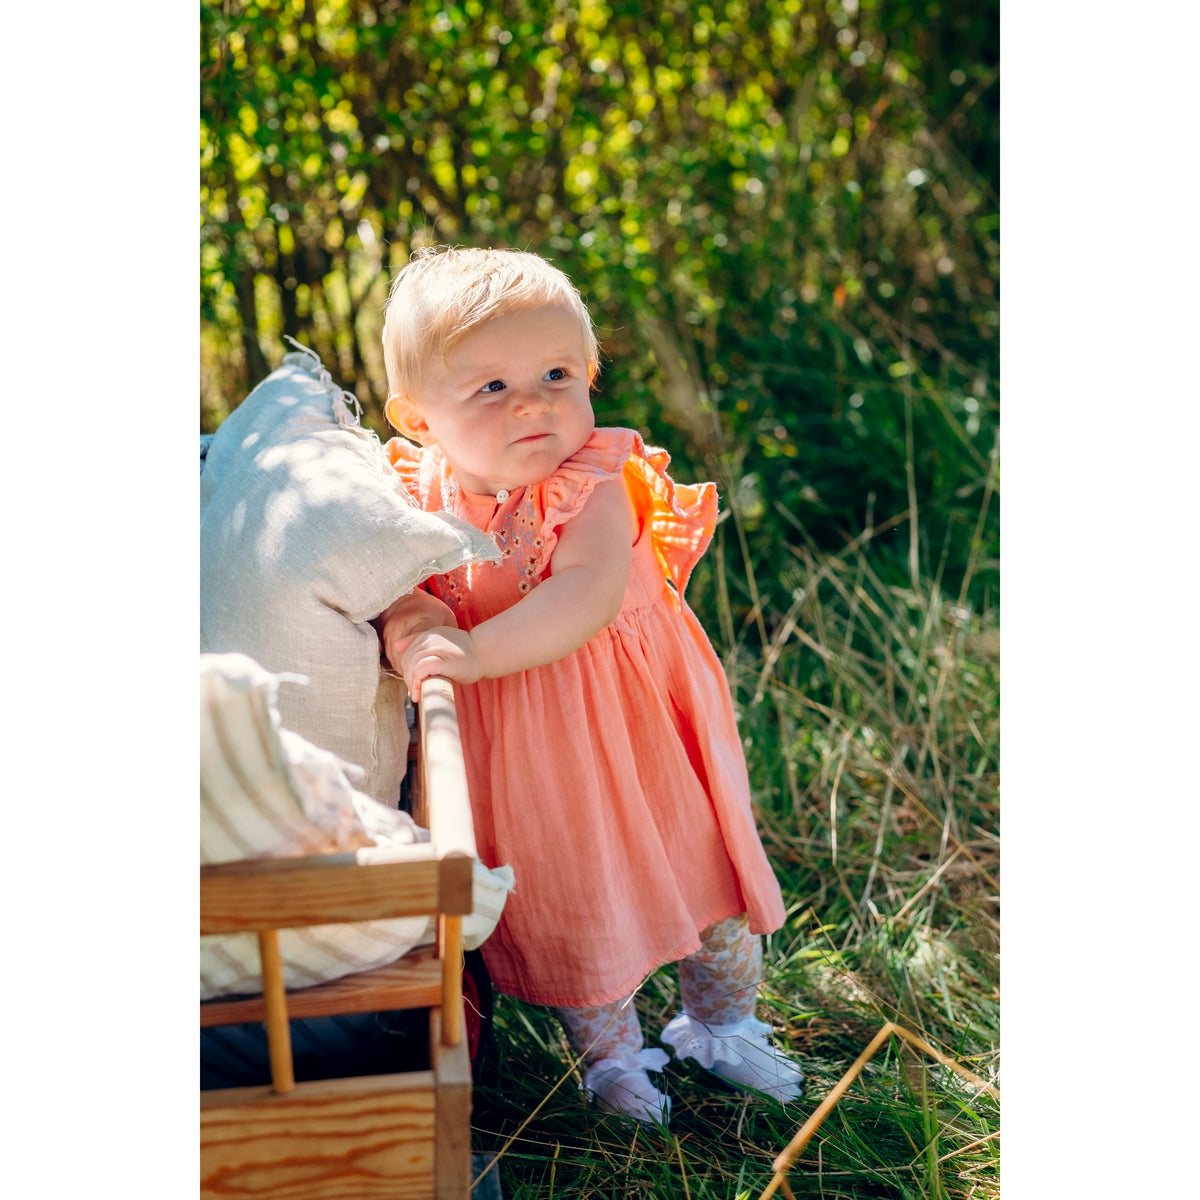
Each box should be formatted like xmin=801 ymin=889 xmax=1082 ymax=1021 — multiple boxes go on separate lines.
xmin=200 ymin=678 xmax=482 ymax=1199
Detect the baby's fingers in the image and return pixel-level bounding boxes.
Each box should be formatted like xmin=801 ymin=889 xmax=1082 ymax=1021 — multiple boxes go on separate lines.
xmin=395 ymin=627 xmax=474 ymax=701
xmin=399 ymin=639 xmax=446 ymax=702
xmin=382 ymin=632 xmax=416 ymax=674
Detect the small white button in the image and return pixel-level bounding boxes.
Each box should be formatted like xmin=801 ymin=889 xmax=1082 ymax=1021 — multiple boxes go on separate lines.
xmin=496 ymin=489 xmax=510 ymax=503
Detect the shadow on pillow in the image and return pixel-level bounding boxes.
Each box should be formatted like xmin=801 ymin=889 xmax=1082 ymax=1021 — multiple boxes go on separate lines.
xmin=200 ymin=345 xmax=498 ymax=805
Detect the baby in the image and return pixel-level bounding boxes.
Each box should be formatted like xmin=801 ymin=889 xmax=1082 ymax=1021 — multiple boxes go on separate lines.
xmin=376 ymin=246 xmax=804 ymax=1124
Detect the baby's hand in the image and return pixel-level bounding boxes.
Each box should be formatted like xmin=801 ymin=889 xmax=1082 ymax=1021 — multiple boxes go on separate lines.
xmin=376 ymin=591 xmax=459 ymax=676
xmin=393 ymin=626 xmax=484 ymax=701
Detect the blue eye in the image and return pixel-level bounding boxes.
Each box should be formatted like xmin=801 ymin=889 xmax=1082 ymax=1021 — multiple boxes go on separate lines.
xmin=480 ymin=379 xmax=506 ymax=394
xmin=544 ymin=367 xmax=567 ymax=382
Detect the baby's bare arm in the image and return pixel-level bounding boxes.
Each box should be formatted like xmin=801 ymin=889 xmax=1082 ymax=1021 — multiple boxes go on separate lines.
xmin=396 ymin=477 xmax=635 ymax=697
xmin=472 ymin=476 xmax=634 ymax=675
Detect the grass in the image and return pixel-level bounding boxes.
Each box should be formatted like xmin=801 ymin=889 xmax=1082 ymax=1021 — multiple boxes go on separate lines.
xmin=468 ymin=472 xmax=1000 ymax=1198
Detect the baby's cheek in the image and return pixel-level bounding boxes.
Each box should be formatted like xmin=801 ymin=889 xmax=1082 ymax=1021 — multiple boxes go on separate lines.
xmin=571 ymin=410 xmax=596 ymax=455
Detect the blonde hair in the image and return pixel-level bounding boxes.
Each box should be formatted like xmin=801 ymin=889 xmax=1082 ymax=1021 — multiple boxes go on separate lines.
xmin=382 ymin=246 xmax=600 ymax=403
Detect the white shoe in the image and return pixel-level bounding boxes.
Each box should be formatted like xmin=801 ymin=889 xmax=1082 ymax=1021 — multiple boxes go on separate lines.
xmin=661 ymin=1013 xmax=804 ymax=1102
xmin=583 ymin=1048 xmax=672 ymax=1125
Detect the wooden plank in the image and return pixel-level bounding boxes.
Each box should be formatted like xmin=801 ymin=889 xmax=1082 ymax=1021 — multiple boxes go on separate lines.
xmin=201 ymin=945 xmax=443 ymax=1028
xmin=437 ymin=854 xmax=474 ymax=917
xmin=201 ymin=1072 xmax=437 ymax=1200
xmin=430 ymin=1008 xmax=472 ymax=1200
xmin=200 ymin=855 xmax=442 ymax=933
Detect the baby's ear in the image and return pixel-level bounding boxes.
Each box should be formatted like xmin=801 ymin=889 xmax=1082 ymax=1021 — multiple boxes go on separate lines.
xmin=384 ymin=394 xmax=430 ymax=442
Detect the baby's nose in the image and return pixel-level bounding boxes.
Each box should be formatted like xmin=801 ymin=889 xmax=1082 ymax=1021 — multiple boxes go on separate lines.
xmin=512 ymin=387 xmax=551 ymax=414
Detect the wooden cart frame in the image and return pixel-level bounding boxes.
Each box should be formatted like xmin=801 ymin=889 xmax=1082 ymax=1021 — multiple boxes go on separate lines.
xmin=200 ymin=678 xmax=479 ymax=1200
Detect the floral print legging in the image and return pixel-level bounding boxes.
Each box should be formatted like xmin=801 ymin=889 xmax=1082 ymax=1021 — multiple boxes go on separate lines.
xmin=554 ymin=914 xmax=762 ymax=1066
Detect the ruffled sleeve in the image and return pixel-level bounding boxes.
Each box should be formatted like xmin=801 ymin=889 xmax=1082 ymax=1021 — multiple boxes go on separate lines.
xmin=623 ymin=438 xmax=718 ymax=610
xmin=383 ymin=436 xmax=446 ymax=514
xmin=536 ymin=428 xmax=718 ymax=607
xmin=532 ymin=428 xmax=638 ymax=574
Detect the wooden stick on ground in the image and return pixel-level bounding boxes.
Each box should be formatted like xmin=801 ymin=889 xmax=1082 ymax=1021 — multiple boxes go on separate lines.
xmin=757 ymin=1021 xmax=998 ymax=1200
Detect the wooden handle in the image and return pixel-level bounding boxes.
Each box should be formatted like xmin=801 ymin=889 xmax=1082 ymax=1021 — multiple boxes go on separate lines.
xmin=419 ymin=679 xmax=472 ymax=1048
xmin=419 ymin=678 xmax=477 ymax=862
xmin=418 ymin=677 xmax=476 ymax=917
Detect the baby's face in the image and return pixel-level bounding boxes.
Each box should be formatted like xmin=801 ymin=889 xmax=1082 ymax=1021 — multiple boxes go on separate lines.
xmin=411 ymin=305 xmax=596 ymax=496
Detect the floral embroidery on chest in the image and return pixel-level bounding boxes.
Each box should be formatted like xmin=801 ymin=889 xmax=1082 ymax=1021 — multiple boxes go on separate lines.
xmin=502 ymin=490 xmax=546 ymax=595
xmin=431 ymin=475 xmax=547 ymax=614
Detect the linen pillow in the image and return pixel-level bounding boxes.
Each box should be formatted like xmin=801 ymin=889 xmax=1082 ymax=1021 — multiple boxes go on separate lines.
xmin=200 ymin=653 xmax=514 ymax=1001
xmin=200 ymin=344 xmax=498 ymax=805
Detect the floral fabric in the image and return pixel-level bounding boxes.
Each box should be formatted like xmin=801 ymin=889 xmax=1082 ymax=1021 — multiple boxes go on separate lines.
xmin=553 ymin=915 xmax=763 ymax=1067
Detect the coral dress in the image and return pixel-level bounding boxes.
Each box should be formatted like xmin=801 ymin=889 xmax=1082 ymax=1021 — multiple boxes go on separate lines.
xmin=385 ymin=428 xmax=785 ymax=1007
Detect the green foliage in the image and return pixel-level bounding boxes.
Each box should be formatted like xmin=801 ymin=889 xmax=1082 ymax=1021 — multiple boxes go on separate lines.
xmin=201 ymin=1 xmax=998 ymax=607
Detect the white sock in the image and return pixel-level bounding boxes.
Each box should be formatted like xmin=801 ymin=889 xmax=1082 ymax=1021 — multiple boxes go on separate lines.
xmin=582 ymin=1048 xmax=672 ymax=1126
xmin=661 ymin=1013 xmax=804 ymax=1102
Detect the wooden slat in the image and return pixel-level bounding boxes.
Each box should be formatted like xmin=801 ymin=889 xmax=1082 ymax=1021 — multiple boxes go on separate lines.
xmin=200 ymin=945 xmax=443 ymax=1027
xmin=200 ymin=853 xmax=442 ymax=934
xmin=436 ymin=854 xmax=474 ymax=918
xmin=201 ymin=1072 xmax=437 ymax=1200
xmin=259 ymin=929 xmax=295 ymax=1093
xmin=430 ymin=1008 xmax=472 ymax=1200
xmin=439 ymin=916 xmax=463 ymax=1047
